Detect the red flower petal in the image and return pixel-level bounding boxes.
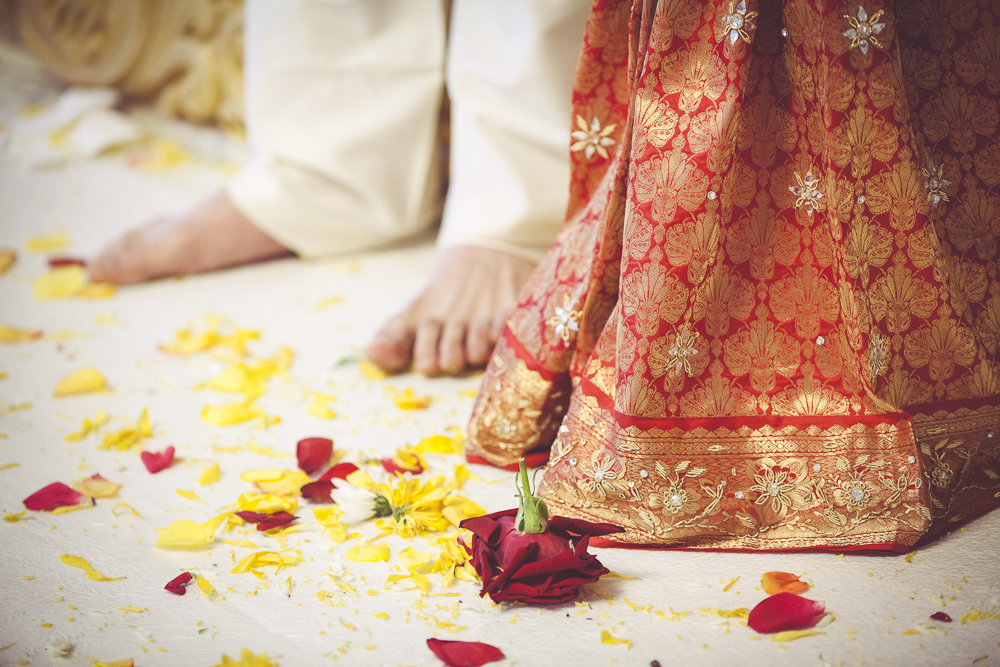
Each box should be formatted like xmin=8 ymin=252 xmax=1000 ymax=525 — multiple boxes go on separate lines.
xmin=318 ymin=462 xmax=359 ymax=481
xmin=426 ymin=638 xmax=505 ymax=667
xmin=297 ymin=437 xmax=333 ymax=476
xmin=748 ymin=592 xmax=826 ymax=633
xmin=301 ymin=480 xmax=335 ymax=503
xmin=23 ymin=482 xmax=85 ymax=511
xmin=930 ymin=612 xmax=952 ymax=622
xmin=164 ymin=572 xmax=194 ymax=595
xmin=235 ymin=511 xmax=297 ymax=532
xmin=48 ymin=256 xmax=87 ymax=268
xmin=381 ymin=457 xmax=423 ymax=475
xmin=141 ymin=446 xmax=175 ymax=474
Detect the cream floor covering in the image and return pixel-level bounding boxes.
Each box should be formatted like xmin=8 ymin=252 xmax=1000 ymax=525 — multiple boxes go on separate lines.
xmin=1 ymin=45 xmax=999 ymax=667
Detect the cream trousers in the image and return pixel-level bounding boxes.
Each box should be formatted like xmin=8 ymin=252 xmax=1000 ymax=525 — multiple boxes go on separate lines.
xmin=226 ymin=0 xmax=588 ymax=263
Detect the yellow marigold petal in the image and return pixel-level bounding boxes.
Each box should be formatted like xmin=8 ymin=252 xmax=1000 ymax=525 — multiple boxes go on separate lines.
xmin=201 ymin=402 xmax=261 ymax=425
xmin=4 ymin=510 xmax=27 ymax=522
xmin=307 ymin=399 xmax=336 ymax=419
xmin=240 ymin=468 xmax=291 ymax=483
xmin=155 ymin=519 xmax=216 ymax=550
xmin=34 ymin=266 xmax=86 ymax=299
xmin=416 ymin=434 xmax=460 ymax=455
xmin=86 ymin=659 xmax=134 ymax=667
xmin=200 ymin=464 xmax=221 ymax=485
xmin=26 ymin=232 xmax=70 ymax=251
xmin=77 ymin=475 xmax=121 ymax=499
xmin=0 ymin=248 xmax=15 ymax=275
xmin=111 ymin=503 xmax=140 ymax=517
xmin=346 ymin=544 xmax=390 ymax=563
xmin=441 ymin=495 xmax=486 ymax=527
xmin=77 ymin=283 xmax=115 ymax=299
xmin=358 ymin=360 xmax=387 ymax=380
xmin=769 ymin=630 xmax=823 ymax=642
xmin=176 ymin=489 xmax=201 ymax=502
xmin=196 ymin=577 xmax=216 ymax=594
xmin=158 ymin=330 xmax=219 ymax=355
xmin=0 ymin=326 xmax=43 ymax=343
xmin=345 ymin=469 xmax=381 ymax=493
xmin=60 ymin=554 xmax=92 ymax=571
xmin=237 ymin=492 xmax=297 ymax=514
xmin=210 ymin=649 xmax=276 ymax=667
xmin=398 ymin=547 xmax=433 ymax=571
xmin=256 ymin=470 xmax=311 ymax=496
xmin=53 ymin=368 xmax=106 ymax=397
xmin=393 ymin=389 xmax=431 ymax=410
xmin=600 ymin=630 xmax=631 ymax=647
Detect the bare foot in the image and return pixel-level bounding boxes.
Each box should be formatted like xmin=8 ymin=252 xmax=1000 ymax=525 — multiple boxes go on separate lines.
xmin=367 ymin=246 xmax=536 ymax=375
xmin=89 ymin=191 xmax=293 ymax=284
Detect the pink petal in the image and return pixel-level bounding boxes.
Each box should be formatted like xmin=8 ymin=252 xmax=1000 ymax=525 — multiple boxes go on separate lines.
xmin=381 ymin=457 xmax=423 ymax=475
xmin=140 ymin=446 xmax=175 ymax=474
xmin=748 ymin=592 xmax=826 ymax=633
xmin=23 ymin=482 xmax=84 ymax=511
xmin=930 ymin=612 xmax=952 ymax=622
xmin=164 ymin=572 xmax=193 ymax=595
xmin=426 ymin=638 xmax=505 ymax=667
xmin=297 ymin=437 xmax=333 ymax=476
xmin=48 ymin=256 xmax=87 ymax=268
xmin=318 ymin=462 xmax=358 ymax=481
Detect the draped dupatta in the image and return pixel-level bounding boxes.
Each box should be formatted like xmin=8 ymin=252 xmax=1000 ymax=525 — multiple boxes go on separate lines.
xmin=468 ymin=0 xmax=1000 ymax=551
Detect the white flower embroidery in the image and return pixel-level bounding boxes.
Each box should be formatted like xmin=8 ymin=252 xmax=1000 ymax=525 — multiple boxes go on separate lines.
xmin=571 ymin=115 xmax=617 ymax=160
xmin=923 ymin=161 xmax=951 ymax=208
xmin=547 ymin=293 xmax=582 ymax=345
xmin=843 ymin=6 xmax=886 ymax=55
xmin=720 ymin=1 xmax=758 ymax=45
xmin=666 ymin=326 xmax=700 ymax=377
xmin=789 ymin=169 xmax=824 ymax=215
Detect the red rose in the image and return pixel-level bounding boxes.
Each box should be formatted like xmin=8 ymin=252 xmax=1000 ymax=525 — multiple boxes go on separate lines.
xmin=460 ymin=508 xmax=623 ymax=603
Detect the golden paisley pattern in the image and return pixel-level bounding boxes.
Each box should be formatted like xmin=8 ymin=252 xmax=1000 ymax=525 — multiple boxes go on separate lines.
xmin=467 ymin=0 xmax=1000 ymax=551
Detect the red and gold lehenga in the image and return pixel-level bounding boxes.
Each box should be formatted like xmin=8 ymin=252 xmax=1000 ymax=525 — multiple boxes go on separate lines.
xmin=466 ymin=0 xmax=1000 ymax=551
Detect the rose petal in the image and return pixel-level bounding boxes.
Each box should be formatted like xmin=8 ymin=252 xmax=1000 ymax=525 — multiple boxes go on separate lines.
xmin=235 ymin=511 xmax=297 ymax=532
xmin=748 ymin=592 xmax=826 ymax=633
xmin=761 ymin=571 xmax=810 ymax=595
xmin=47 ymin=256 xmax=87 ymax=268
xmin=426 ymin=638 xmax=505 ymax=667
xmin=297 ymin=437 xmax=333 ymax=475
xmin=141 ymin=446 xmax=175 ymax=473
xmin=77 ymin=473 xmax=121 ymax=499
xmin=930 ymin=611 xmax=952 ymax=622
xmin=53 ymin=367 xmax=106 ymax=396
xmin=301 ymin=480 xmax=335 ymax=503
xmin=319 ymin=462 xmax=359 ymax=481
xmin=23 ymin=481 xmax=85 ymax=511
xmin=164 ymin=572 xmax=194 ymax=595
xmin=381 ymin=456 xmax=423 ymax=475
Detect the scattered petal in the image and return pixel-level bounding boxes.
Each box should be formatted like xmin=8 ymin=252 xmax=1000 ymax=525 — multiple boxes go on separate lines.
xmin=158 ymin=330 xmax=220 ymax=355
xmin=4 ymin=510 xmax=28 ymax=522
xmin=769 ymin=630 xmax=823 ymax=642
xmin=231 ymin=550 xmax=302 ymax=578
xmin=306 ymin=399 xmax=336 ymax=419
xmin=599 ymin=630 xmax=631 ymax=647
xmin=301 ymin=480 xmax=335 ymax=503
xmin=346 ymin=544 xmax=390 ymax=562
xmin=47 ymin=256 xmax=87 ymax=268
xmin=748 ymin=592 xmax=826 ymax=633
xmin=176 ymin=489 xmax=202 ymax=502
xmin=64 ymin=410 xmax=107 ymax=442
xmin=53 ymin=368 xmax=106 ymax=397
xmin=111 ymin=503 xmax=140 ymax=517
xmin=358 ymin=360 xmax=387 ymax=380
xmin=155 ymin=516 xmax=222 ymax=550
xmin=426 ymin=638 xmax=505 ymax=667
xmin=393 ymin=388 xmax=431 ymax=410
xmin=59 ymin=554 xmax=124 ymax=581
xmin=209 ymin=649 xmax=276 ymax=667
xmin=0 ymin=325 xmax=42 ymax=343
xmin=235 ymin=511 xmax=297 ymax=532
xmin=237 ymin=492 xmax=297 ymax=514
xmin=930 ymin=612 xmax=952 ymax=622
xmin=255 ymin=470 xmax=312 ymax=496
xmin=141 ymin=446 xmax=175 ymax=473
xmin=85 ymin=659 xmax=133 ymax=667
xmin=297 ymin=437 xmax=333 ymax=475
xmin=164 ymin=572 xmax=194 ymax=595
xmin=26 ymin=231 xmax=70 ymax=251
xmin=201 ymin=402 xmax=262 ymax=426
xmin=200 ymin=463 xmax=221 ymax=485
xmin=761 ymin=571 xmax=810 ymax=595
xmin=0 ymin=248 xmax=15 ymax=276
xmin=100 ymin=408 xmax=152 ymax=450
xmin=23 ymin=482 xmax=85 ymax=511
xmin=381 ymin=456 xmax=423 ymax=476
xmin=76 ymin=473 xmax=121 ymax=499
xmin=196 ymin=576 xmax=216 ymax=595
xmin=319 ymin=462 xmax=359 ymax=481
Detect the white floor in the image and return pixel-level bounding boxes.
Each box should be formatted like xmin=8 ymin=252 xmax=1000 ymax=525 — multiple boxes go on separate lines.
xmin=1 ymin=43 xmax=998 ymax=667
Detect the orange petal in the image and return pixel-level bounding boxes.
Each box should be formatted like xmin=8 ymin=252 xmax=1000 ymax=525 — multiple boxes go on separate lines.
xmin=761 ymin=571 xmax=810 ymax=596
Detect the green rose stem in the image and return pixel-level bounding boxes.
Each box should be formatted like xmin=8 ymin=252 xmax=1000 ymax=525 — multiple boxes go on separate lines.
xmin=514 ymin=457 xmax=549 ymax=534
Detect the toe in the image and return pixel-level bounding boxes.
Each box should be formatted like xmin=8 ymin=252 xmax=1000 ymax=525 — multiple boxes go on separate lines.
xmin=366 ymin=317 xmax=416 ymax=373
xmin=466 ymin=320 xmax=494 ymax=367
xmin=413 ymin=319 xmax=444 ymax=375
xmin=438 ymin=320 xmax=468 ymax=375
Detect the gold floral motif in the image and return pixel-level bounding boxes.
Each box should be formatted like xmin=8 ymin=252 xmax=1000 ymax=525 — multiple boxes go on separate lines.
xmin=843 ymin=6 xmax=886 ymax=55
xmin=660 ymin=325 xmax=700 ymax=378
xmin=903 ymin=317 xmax=978 ymax=383
xmin=749 ymin=465 xmax=797 ymax=513
xmin=571 ymin=115 xmax=618 ymax=160
xmin=581 ymin=449 xmax=623 ymax=498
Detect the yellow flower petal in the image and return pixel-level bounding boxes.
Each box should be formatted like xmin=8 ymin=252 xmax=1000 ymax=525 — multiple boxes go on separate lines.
xmin=60 ymin=554 xmax=123 ymax=581
xmin=77 ymin=475 xmax=121 ymax=499
xmin=0 ymin=248 xmax=15 ymax=276
xmin=53 ymin=368 xmax=106 ymax=397
xmin=769 ymin=630 xmax=824 ymax=642
xmin=441 ymin=495 xmax=486 ymax=527
xmin=0 ymin=326 xmax=42 ymax=344
xmin=346 ymin=544 xmax=390 ymax=563
xmin=201 ymin=402 xmax=262 ymax=426
xmin=358 ymin=360 xmax=387 ymax=380
xmin=4 ymin=510 xmax=27 ymax=522
xmin=196 ymin=576 xmax=216 ymax=594
xmin=398 ymin=547 xmax=433 ymax=571
xmin=64 ymin=410 xmax=107 ymax=442
xmin=77 ymin=283 xmax=115 ymax=299
xmin=313 ymin=507 xmax=349 ymax=543
xmin=26 ymin=232 xmax=70 ymax=251
xmin=158 ymin=330 xmax=220 ymax=355
xmin=237 ymin=492 xmax=297 ymax=514
xmin=111 ymin=503 xmax=140 ymax=517
xmin=176 ymin=489 xmax=201 ymax=502
xmin=86 ymin=659 xmax=134 ymax=667
xmin=256 ymin=470 xmax=311 ymax=496
xmin=200 ymin=464 xmax=221 ymax=485
xmin=392 ymin=388 xmax=431 ymax=410
xmin=231 ymin=550 xmax=302 ymax=578
xmin=34 ymin=265 xmax=86 ymax=299
xmin=240 ymin=468 xmax=291 ymax=483
xmin=307 ymin=399 xmax=336 ymax=419
xmin=155 ymin=518 xmax=218 ymax=550
xmin=210 ymin=649 xmax=276 ymax=667
xmin=600 ymin=630 xmax=631 ymax=647
xmin=99 ymin=408 xmax=151 ymax=451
